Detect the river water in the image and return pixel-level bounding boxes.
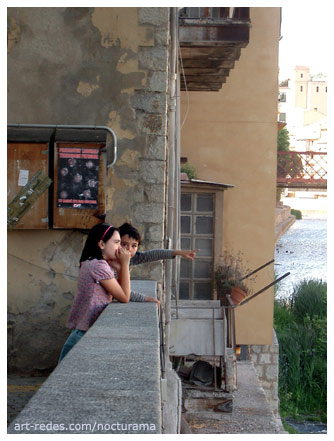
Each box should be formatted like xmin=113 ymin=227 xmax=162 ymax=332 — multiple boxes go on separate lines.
xmin=274 ymin=218 xmax=327 ymax=298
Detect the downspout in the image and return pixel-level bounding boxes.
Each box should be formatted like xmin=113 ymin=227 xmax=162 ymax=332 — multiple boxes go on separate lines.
xmin=7 ymin=123 xmax=118 ymax=168
xmin=164 ymin=7 xmax=178 ymax=374
xmin=173 ymin=42 xmax=181 ymax=297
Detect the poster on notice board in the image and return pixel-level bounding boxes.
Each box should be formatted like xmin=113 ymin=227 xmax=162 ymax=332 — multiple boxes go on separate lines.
xmin=57 ymin=146 xmax=99 ymax=209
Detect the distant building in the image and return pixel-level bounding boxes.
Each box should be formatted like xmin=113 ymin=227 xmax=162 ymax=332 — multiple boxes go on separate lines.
xmin=278 ymin=66 xmax=327 ymax=151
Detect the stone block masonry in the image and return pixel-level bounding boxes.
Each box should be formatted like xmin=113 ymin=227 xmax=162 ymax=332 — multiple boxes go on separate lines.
xmin=248 ymin=329 xmax=280 ymax=418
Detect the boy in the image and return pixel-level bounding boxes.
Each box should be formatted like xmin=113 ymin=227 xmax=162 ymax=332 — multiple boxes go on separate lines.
xmin=119 ymin=222 xmax=197 ymax=263
xmin=117 ymin=223 xmax=197 ymax=305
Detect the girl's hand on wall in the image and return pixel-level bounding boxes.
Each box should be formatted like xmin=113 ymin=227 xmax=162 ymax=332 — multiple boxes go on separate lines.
xmin=145 ymin=296 xmax=161 ymax=306
xmin=116 ymin=247 xmax=131 ymax=265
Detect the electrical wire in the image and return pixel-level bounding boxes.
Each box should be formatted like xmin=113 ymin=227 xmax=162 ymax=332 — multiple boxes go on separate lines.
xmin=178 ymin=44 xmax=190 ymax=130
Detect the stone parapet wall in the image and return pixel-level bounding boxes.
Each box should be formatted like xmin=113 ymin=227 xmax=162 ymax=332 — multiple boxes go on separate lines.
xmin=275 ymin=205 xmax=296 ymax=242
xmin=275 ymin=205 xmax=292 ymax=226
xmin=8 ymin=281 xmax=164 ymax=434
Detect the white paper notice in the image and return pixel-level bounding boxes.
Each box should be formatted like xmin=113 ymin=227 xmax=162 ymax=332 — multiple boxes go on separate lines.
xmin=18 ymin=170 xmax=29 ymax=187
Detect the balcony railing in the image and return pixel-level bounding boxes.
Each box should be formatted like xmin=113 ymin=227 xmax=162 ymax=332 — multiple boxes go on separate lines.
xmin=178 ymin=7 xmax=250 ymax=91
xmin=179 ymin=7 xmax=250 ymax=21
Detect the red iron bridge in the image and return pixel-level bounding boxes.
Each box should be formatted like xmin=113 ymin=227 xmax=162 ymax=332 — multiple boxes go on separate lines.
xmin=277 ymin=151 xmax=327 ymax=189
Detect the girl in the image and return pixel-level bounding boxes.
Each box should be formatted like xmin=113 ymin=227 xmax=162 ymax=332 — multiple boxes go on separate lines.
xmin=58 ymin=223 xmax=131 ymax=362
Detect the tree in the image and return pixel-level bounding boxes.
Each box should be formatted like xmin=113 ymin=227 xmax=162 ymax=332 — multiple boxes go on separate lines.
xmin=276 ymin=127 xmax=303 ymax=203
xmin=277 ymin=127 xmax=303 ymax=179
xmin=277 ymin=127 xmax=290 ymax=151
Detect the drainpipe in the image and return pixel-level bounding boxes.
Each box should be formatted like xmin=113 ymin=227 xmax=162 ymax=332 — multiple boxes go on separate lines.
xmin=173 ymin=50 xmax=181 ymax=295
xmin=164 ymin=7 xmax=178 ymax=375
xmin=7 ymin=123 xmax=118 ymax=168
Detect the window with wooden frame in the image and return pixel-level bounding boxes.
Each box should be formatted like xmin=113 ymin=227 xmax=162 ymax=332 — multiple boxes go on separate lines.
xmin=7 ymin=129 xmax=111 ymax=230
xmin=180 ymin=192 xmax=215 ymax=300
xmin=179 ymin=180 xmax=233 ymax=300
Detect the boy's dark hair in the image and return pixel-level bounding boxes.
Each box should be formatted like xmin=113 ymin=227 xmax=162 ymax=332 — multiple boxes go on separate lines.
xmin=119 ymin=222 xmax=142 ymax=245
xmin=80 ymin=223 xmax=119 ymax=264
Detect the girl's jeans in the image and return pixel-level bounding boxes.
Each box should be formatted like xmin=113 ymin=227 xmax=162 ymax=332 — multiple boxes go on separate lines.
xmin=58 ymin=329 xmax=86 ymax=363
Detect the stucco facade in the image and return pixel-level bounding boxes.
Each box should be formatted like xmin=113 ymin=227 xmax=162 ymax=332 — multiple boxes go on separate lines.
xmin=7 ymin=7 xmax=171 ymax=372
xmin=180 ymin=8 xmax=281 ymax=344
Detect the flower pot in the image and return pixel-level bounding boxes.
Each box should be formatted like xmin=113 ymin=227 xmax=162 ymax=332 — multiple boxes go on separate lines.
xmin=231 ymin=286 xmax=248 ymax=305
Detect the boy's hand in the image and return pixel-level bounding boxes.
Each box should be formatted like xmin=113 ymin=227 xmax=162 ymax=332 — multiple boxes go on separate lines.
xmin=174 ymin=249 xmax=199 ymax=260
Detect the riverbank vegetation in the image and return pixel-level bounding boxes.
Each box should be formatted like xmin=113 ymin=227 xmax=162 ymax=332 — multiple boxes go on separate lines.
xmin=290 ymin=208 xmax=302 ymax=219
xmin=274 ymin=279 xmax=327 ymax=425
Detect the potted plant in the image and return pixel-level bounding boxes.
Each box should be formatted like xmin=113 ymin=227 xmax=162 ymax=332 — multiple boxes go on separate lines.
xmin=214 ymin=251 xmax=255 ymax=305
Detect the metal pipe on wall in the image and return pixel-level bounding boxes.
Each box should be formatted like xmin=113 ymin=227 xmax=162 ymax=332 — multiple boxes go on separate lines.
xmin=7 ymin=123 xmax=118 ymax=168
xmin=164 ymin=7 xmax=178 ymax=374
xmin=173 ymin=51 xmax=181 ymax=300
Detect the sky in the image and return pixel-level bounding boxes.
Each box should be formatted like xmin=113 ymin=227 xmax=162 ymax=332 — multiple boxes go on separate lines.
xmin=278 ymin=2 xmax=331 ymax=79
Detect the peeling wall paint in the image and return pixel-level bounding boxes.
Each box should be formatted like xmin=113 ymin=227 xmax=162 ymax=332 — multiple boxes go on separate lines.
xmin=91 ymin=7 xmax=154 ymax=51
xmin=77 ymin=76 xmax=100 ymax=96
xmin=117 ymin=53 xmax=139 ymax=74
xmin=7 ymin=16 xmax=21 ymax=53
xmin=108 ymin=111 xmax=136 ymax=140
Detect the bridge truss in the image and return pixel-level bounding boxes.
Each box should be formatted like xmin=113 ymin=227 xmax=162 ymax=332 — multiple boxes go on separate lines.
xmin=277 ymin=151 xmax=327 ymax=189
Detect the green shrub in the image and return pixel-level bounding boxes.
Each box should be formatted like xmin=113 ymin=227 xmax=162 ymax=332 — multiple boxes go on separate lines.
xmin=291 ymin=209 xmax=302 ymax=219
xmin=181 ymin=162 xmax=197 ymax=179
xmin=290 ymin=279 xmax=327 ymax=321
xmin=274 ymin=280 xmax=327 ymax=421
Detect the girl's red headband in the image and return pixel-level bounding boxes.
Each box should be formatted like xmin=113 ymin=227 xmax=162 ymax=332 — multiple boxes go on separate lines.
xmin=101 ymin=225 xmax=113 ymax=241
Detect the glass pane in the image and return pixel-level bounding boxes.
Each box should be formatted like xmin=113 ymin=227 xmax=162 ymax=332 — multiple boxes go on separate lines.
xmin=195 ymin=216 xmax=213 ymax=234
xmin=194 ymin=260 xmax=212 ymax=278
xmin=180 ymin=259 xmax=192 ymax=278
xmin=189 ymin=7 xmax=200 ymax=18
xmin=181 ymin=215 xmax=191 ymax=234
xmin=181 ymin=193 xmax=192 ymax=211
xmin=195 ymin=238 xmax=213 ymax=257
xmin=181 ymin=237 xmax=191 ymax=249
xmin=194 ymin=282 xmax=212 ymax=300
xmin=196 ymin=194 xmax=214 ymax=212
xmin=179 ymin=282 xmax=190 ymax=299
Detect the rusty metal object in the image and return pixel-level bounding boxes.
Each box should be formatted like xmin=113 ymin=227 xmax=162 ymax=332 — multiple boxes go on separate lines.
xmin=238 ymin=272 xmax=290 ymax=306
xmin=277 ymin=151 xmax=327 ymax=189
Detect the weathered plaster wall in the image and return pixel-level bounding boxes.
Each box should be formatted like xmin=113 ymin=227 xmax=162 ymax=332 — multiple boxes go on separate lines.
xmin=8 ymin=230 xmax=84 ymax=372
xmin=7 ymin=7 xmax=170 ymax=372
xmin=180 ymin=8 xmax=281 ymax=344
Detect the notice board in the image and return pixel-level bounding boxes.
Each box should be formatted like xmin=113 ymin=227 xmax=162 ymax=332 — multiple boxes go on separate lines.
xmin=7 ymin=142 xmax=49 ymax=229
